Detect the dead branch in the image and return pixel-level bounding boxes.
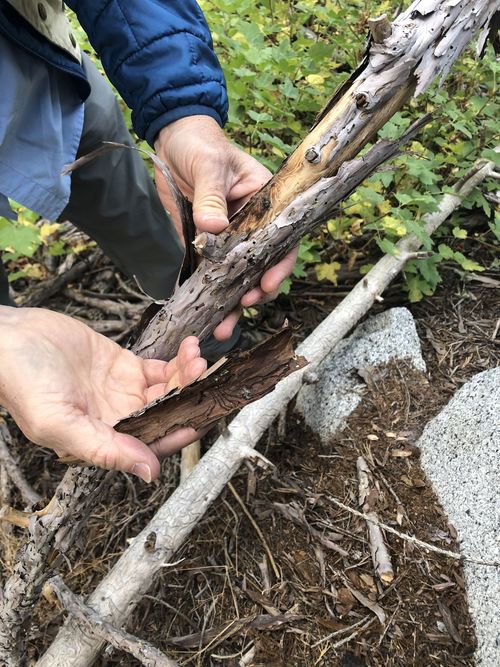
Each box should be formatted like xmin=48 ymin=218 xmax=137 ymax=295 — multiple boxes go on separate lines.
xmin=0 ymin=467 xmax=109 ymax=664
xmin=21 ymin=251 xmax=100 ymax=308
xmin=132 ymin=0 xmax=498 ymax=361
xmin=64 ymin=288 xmax=143 ymax=319
xmin=325 ymin=494 xmax=500 ymax=567
xmin=0 ymin=421 xmax=41 ymax=507
xmin=46 ymin=576 xmax=178 ymax=667
xmin=38 ymin=156 xmax=498 ymax=666
xmin=357 ymin=457 xmax=394 ymax=585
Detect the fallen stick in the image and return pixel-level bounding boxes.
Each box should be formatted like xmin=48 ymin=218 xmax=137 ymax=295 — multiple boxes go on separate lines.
xmin=37 ymin=157 xmax=497 ymax=666
xmin=324 ymin=494 xmax=500 ymax=568
xmin=357 ymin=457 xmax=394 ymax=585
xmin=0 ymin=421 xmax=41 ymax=507
xmin=46 ymin=576 xmax=178 ymax=667
xmin=21 ymin=252 xmax=100 ymax=308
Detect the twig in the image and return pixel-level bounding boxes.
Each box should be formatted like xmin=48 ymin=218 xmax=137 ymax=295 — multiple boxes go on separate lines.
xmin=46 ymin=576 xmax=178 ymax=667
xmin=21 ymin=251 xmax=99 ymax=307
xmin=64 ymin=288 xmax=143 ymax=319
xmin=325 ymin=494 xmax=500 ymax=567
xmin=357 ymin=457 xmax=394 ymax=585
xmin=228 ymin=482 xmax=280 ymax=580
xmin=311 ymin=615 xmax=372 ymax=648
xmin=0 ymin=422 xmax=41 ymax=507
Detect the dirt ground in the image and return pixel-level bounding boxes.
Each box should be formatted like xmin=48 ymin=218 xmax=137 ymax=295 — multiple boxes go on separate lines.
xmin=0 ymin=226 xmax=498 ymax=666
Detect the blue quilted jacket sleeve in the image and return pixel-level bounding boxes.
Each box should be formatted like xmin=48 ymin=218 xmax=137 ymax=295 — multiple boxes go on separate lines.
xmin=66 ymin=1 xmax=228 ymax=146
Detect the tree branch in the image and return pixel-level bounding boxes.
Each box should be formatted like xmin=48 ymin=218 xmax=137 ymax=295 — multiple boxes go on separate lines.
xmin=37 ymin=156 xmax=497 ymax=666
xmin=46 ymin=576 xmax=178 ymax=667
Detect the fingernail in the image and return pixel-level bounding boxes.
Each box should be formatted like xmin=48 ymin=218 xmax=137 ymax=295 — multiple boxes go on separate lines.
xmin=198 ymin=212 xmax=228 ymax=225
xmin=132 ymin=463 xmax=152 ymax=483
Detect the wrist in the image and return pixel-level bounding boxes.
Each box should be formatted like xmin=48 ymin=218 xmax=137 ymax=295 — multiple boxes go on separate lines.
xmin=155 ymin=115 xmax=225 ymax=151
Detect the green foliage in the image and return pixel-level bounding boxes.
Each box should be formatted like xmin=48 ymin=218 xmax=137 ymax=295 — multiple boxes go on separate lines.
xmin=3 ymin=2 xmax=498 ymax=300
xmin=199 ymin=0 xmax=498 ymax=299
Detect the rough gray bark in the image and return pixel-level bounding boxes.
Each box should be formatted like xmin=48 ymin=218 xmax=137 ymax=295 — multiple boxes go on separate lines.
xmin=46 ymin=576 xmax=178 ymax=667
xmin=0 ymin=422 xmax=41 ymax=507
xmin=0 ymin=467 xmax=109 ymax=664
xmin=37 ymin=157 xmax=498 ymax=667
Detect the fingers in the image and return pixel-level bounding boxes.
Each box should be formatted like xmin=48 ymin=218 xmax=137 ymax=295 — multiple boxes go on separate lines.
xmin=150 ymin=427 xmax=207 ymax=458
xmin=240 ymin=287 xmax=279 ymax=308
xmin=145 ymin=356 xmax=207 ymax=403
xmin=192 ymin=165 xmax=230 ymax=234
xmin=213 ymin=308 xmax=241 ymax=341
xmin=240 ymin=248 xmax=297 ymax=308
xmin=32 ymin=412 xmax=161 ymax=483
xmin=143 ymin=337 xmax=206 ymax=398
xmin=260 ymin=247 xmax=299 ymax=294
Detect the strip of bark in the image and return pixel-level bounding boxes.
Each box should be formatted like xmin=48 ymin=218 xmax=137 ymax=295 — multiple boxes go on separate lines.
xmin=116 ymin=328 xmax=306 ymax=444
xmin=46 ymin=576 xmax=178 ymax=667
xmin=38 ymin=157 xmax=498 ymax=666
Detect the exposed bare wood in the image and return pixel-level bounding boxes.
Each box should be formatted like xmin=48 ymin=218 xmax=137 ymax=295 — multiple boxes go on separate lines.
xmin=46 ymin=576 xmax=178 ymax=667
xmin=38 ymin=156 xmax=498 ymax=666
xmin=180 ymin=442 xmax=200 ymax=482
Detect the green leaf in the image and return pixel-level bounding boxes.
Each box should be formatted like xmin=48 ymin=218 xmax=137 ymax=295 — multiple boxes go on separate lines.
xmin=438 ymin=243 xmax=454 ymax=260
xmin=377 ymin=238 xmax=397 ymax=256
xmin=0 ymin=219 xmax=40 ymax=258
xmin=315 ymin=262 xmax=341 ymax=284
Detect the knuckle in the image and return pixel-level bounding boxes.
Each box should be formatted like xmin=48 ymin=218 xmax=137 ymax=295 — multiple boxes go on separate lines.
xmin=88 ymin=442 xmax=117 ymax=471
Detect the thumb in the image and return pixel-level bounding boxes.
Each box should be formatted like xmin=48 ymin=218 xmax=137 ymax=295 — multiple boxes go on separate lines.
xmin=192 ymin=167 xmax=230 ymax=234
xmin=45 ymin=414 xmax=160 ymax=483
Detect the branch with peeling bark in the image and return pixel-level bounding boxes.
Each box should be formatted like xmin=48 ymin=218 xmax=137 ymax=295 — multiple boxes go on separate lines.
xmin=45 ymin=576 xmax=178 ymax=667
xmin=37 ymin=156 xmax=498 ymax=666
xmin=132 ymin=0 xmax=498 ymax=361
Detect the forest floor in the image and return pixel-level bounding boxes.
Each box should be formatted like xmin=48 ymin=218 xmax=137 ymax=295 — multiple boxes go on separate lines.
xmin=0 ymin=222 xmax=498 ymax=666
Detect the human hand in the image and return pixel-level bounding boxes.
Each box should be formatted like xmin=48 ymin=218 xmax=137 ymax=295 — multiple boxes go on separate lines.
xmin=155 ymin=115 xmax=298 ymax=340
xmin=0 ymin=307 xmax=207 ymax=482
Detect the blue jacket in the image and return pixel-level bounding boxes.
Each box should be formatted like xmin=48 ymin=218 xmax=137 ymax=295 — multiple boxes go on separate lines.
xmin=0 ymin=0 xmax=228 ymax=146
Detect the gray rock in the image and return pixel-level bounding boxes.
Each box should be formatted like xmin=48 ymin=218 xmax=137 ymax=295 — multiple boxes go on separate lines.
xmin=417 ymin=368 xmax=500 ymax=667
xmin=296 ymin=307 xmax=425 ymax=442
